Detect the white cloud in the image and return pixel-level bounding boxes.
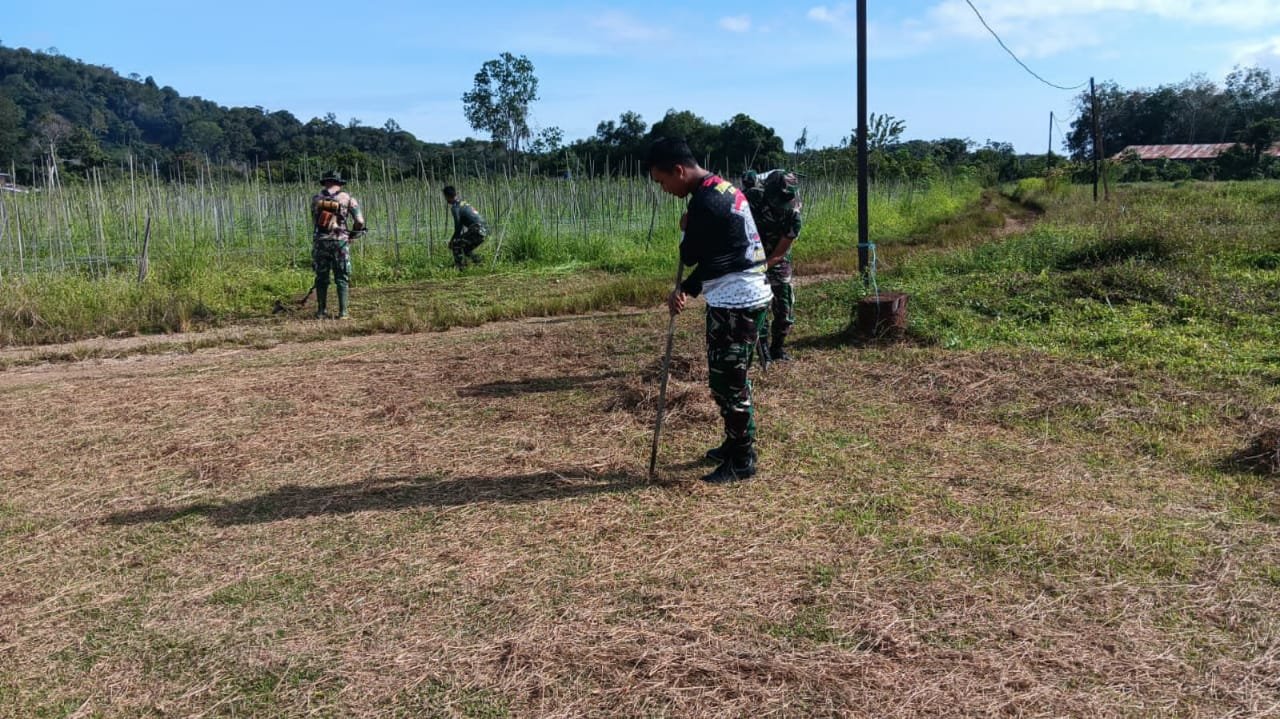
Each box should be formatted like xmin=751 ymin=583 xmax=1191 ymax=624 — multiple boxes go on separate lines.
xmin=591 ymin=11 xmax=665 ymax=43
xmin=807 ymin=4 xmax=857 ymax=36
xmin=502 ymin=10 xmax=669 ymax=58
xmin=808 ymin=4 xmax=845 ymax=23
xmin=929 ymin=0 xmax=1280 ymax=29
xmin=719 ymin=15 xmax=752 ymax=33
xmin=807 ymin=1 xmax=1280 ymax=59
xmin=1233 ymin=35 xmax=1280 ymax=70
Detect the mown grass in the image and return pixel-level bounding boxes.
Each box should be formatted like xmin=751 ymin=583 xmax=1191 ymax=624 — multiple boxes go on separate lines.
xmin=2 ymin=179 xmax=1278 ymax=717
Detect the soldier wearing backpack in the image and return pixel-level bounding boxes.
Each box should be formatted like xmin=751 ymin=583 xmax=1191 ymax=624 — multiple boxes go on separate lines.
xmin=745 ymin=170 xmax=802 ymax=361
xmin=310 ymin=171 xmax=366 ymax=319
xmin=443 ymin=186 xmax=488 ymax=270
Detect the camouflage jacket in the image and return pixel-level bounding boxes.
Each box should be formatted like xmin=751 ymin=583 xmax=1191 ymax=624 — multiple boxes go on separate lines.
xmin=449 ymin=200 xmax=487 ymax=239
xmin=745 ymin=187 xmax=802 ymax=255
xmin=311 ymin=189 xmax=365 ymax=241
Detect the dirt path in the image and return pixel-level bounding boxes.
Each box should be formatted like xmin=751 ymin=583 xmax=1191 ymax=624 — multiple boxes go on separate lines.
xmin=0 ymin=271 xmax=862 ymax=371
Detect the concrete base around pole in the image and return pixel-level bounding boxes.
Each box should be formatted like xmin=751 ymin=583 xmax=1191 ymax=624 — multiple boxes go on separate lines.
xmin=855 ymin=292 xmax=909 ymax=340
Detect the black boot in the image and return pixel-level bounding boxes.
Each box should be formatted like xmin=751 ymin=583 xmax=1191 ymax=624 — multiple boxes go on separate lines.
xmin=701 ymin=449 xmax=758 ymax=484
xmin=314 ymin=286 xmax=328 ymax=319
xmin=704 ymin=440 xmax=730 ymax=463
xmin=336 ymin=286 xmax=350 ymax=319
xmin=770 ymin=341 xmax=791 ymax=362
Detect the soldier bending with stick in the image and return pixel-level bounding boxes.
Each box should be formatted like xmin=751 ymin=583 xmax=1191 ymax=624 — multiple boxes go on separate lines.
xmin=647 ymin=137 xmax=772 ymax=484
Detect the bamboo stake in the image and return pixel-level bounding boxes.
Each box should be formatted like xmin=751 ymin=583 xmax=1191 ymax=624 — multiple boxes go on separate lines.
xmin=137 ymin=214 xmax=151 ymax=283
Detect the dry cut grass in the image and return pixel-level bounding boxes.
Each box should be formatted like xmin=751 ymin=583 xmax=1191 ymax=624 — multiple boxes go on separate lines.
xmin=1 ymin=300 xmax=1278 ymax=717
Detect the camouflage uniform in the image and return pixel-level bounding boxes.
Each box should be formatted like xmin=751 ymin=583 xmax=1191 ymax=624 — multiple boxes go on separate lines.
xmin=448 ymin=198 xmax=488 ymax=268
xmin=679 ymin=174 xmax=773 ymax=469
xmin=745 ymin=170 xmax=802 ymax=357
xmin=707 ymin=304 xmax=768 ymax=456
xmin=310 ymin=172 xmax=365 ymax=319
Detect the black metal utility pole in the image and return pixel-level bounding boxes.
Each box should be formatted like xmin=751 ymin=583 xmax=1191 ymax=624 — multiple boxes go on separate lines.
xmin=857 ymin=0 xmax=869 ymax=284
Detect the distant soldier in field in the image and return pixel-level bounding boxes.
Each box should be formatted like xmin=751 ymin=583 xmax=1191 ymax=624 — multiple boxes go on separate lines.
xmin=649 ymin=137 xmax=772 ymax=484
xmin=443 ymin=185 xmax=488 ymax=270
xmin=310 ymin=170 xmax=365 ymax=319
xmin=745 ymin=169 xmax=802 ymax=361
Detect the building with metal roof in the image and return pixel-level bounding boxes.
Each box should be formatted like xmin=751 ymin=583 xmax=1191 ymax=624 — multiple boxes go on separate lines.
xmin=1113 ymin=143 xmax=1280 ymax=161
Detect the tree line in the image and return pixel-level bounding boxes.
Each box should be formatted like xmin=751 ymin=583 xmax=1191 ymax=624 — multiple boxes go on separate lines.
xmin=1067 ymin=66 xmax=1280 ymax=181
xmin=12 ymin=41 xmax=1259 ymax=188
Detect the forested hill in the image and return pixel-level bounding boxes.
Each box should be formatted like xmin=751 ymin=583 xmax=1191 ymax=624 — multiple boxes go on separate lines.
xmin=0 ymin=44 xmax=463 ymax=180
xmin=0 ymin=44 xmax=803 ymax=183
xmin=16 ymin=42 xmax=1280 ymax=186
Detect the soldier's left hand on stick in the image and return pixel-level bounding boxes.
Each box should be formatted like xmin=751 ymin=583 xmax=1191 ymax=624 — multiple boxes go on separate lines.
xmin=667 ymin=289 xmax=687 ymax=316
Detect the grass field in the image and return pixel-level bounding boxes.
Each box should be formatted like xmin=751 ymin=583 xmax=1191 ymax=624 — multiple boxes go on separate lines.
xmin=0 ymin=173 xmax=977 ymax=346
xmin=1 ymin=180 xmax=1277 ymax=717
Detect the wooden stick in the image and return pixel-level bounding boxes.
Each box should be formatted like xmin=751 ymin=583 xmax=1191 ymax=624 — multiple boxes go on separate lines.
xmin=649 ymin=248 xmax=685 ymax=479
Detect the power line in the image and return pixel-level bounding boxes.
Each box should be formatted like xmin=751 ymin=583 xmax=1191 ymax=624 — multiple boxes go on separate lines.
xmin=963 ymin=0 xmax=1088 ymax=92
xmin=1052 ymin=112 xmax=1070 ymax=141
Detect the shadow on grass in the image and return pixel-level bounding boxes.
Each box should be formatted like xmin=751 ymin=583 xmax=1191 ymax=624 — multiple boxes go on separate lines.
xmin=457 ymin=371 xmax=626 ymax=397
xmin=1218 ymin=428 xmax=1280 ymax=478
xmin=788 ymin=324 xmax=932 ymax=353
xmin=789 ymin=326 xmax=859 ymax=352
xmin=103 ymin=469 xmax=652 ymax=527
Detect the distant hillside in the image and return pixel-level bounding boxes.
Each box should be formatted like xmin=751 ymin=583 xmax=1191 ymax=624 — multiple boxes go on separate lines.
xmin=0 ymin=44 xmax=492 ymax=181
xmin=0 ymin=44 xmax=1042 ymax=184
xmin=0 ymin=45 xmax=804 ymax=184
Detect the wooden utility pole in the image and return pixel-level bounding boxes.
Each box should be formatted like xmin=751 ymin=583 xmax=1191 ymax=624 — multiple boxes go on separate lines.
xmin=1048 ymin=111 xmax=1055 ymax=167
xmin=1091 ymin=77 xmax=1102 ymax=202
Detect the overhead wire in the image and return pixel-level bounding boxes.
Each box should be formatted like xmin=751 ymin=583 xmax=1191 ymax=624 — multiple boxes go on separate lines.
xmin=858 ymin=3 xmax=1086 ymax=316
xmin=962 ymin=0 xmax=1088 ymax=92
xmin=1052 ymin=112 xmax=1071 ymax=143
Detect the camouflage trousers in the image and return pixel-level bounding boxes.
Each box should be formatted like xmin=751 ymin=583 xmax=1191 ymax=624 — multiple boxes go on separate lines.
xmin=761 ymin=258 xmax=795 ymax=347
xmin=312 ymin=238 xmax=351 ymax=311
xmin=706 ymin=304 xmax=768 ymax=459
xmin=449 ymin=229 xmax=486 ymax=266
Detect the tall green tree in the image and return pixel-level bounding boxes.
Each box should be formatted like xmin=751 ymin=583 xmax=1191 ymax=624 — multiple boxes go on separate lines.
xmin=1237 ymin=117 xmax=1280 ymax=162
xmin=61 ymin=126 xmax=108 ymax=169
xmin=648 ymin=109 xmax=718 ymax=161
xmin=596 ymin=111 xmax=647 ymax=147
xmin=1065 ymin=67 xmax=1280 ymax=160
xmin=715 ymin=113 xmax=785 ymax=174
xmin=461 ymin=52 xmax=539 ymax=156
xmin=0 ymin=95 xmax=24 ymax=165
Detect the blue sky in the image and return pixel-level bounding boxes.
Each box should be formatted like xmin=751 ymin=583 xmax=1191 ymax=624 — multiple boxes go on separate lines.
xmin=8 ymin=1 xmax=1280 ymax=153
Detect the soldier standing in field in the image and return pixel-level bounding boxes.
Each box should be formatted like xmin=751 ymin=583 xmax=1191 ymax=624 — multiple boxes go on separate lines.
xmin=649 ymin=137 xmax=773 ymax=484
xmin=745 ymin=170 xmax=802 ymax=361
xmin=311 ymin=170 xmax=365 ymax=319
xmin=443 ymin=186 xmax=488 ymax=270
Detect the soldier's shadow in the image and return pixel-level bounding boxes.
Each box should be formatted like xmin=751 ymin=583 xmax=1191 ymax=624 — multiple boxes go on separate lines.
xmin=103 ymin=468 xmax=652 ymax=527
xmin=456 ymin=371 xmax=625 ymax=397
